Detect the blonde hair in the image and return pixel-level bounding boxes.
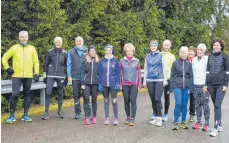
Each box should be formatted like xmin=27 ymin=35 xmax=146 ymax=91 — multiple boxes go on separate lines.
xmin=54 ymin=37 xmax=63 ymax=45
xmin=162 ymin=39 xmax=172 ymax=48
xmin=86 ymin=54 xmax=100 ymax=63
xmin=124 ymin=43 xmax=135 ymax=54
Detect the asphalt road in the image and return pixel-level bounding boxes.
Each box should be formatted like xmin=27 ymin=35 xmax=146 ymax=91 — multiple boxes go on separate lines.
xmin=1 ymin=91 xmax=229 ymax=143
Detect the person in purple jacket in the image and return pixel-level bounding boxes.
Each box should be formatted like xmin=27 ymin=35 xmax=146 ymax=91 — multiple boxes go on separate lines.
xmin=98 ymin=44 xmax=120 ymax=126
xmin=120 ymin=43 xmax=141 ymax=126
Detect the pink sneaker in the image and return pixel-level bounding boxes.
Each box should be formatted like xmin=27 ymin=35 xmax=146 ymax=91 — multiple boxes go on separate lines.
xmin=192 ymin=123 xmax=202 ymax=129
xmin=202 ymin=125 xmax=209 ymax=132
xmin=92 ymin=117 xmax=97 ymax=124
xmin=84 ymin=117 xmax=90 ymax=125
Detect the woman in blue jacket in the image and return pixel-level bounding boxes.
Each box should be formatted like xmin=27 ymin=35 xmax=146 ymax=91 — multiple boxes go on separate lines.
xmin=170 ymin=46 xmax=193 ymax=130
xmin=98 ymin=44 xmax=120 ymax=126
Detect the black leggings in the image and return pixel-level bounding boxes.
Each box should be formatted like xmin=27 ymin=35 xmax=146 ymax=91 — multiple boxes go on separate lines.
xmin=83 ymin=84 xmax=98 ymax=118
xmin=163 ymin=80 xmax=170 ymax=114
xmin=122 ymin=85 xmax=138 ymax=119
xmin=45 ymin=78 xmax=64 ymax=113
xmin=10 ymin=78 xmax=32 ymax=115
xmin=208 ymin=85 xmax=226 ymax=128
xmin=147 ymin=82 xmax=164 ymax=117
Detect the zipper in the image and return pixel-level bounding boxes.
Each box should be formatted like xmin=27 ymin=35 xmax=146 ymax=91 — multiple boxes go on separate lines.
xmin=183 ymin=60 xmax=184 ymax=89
xmin=91 ymin=59 xmax=94 ymax=84
xmin=23 ymin=47 xmax=25 ymax=77
xmin=55 ymin=52 xmax=60 ymax=76
xmin=213 ymin=55 xmax=215 ymax=82
xmin=107 ymin=59 xmax=110 ymax=87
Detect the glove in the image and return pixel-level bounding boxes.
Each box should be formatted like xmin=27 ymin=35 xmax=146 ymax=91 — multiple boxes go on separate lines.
xmin=6 ymin=68 xmax=14 ymax=76
xmin=114 ymin=84 xmax=120 ymax=91
xmin=81 ymin=85 xmax=85 ymax=90
xmin=98 ymin=84 xmax=103 ymax=92
xmin=33 ymin=74 xmax=39 ymax=82
xmin=43 ymin=78 xmax=47 ymax=84
xmin=63 ymin=77 xmax=68 ymax=86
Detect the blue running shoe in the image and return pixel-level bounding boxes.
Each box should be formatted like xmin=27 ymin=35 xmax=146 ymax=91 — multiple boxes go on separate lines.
xmin=21 ymin=115 xmax=33 ymax=122
xmin=6 ymin=115 xmax=16 ymax=124
xmin=75 ymin=113 xmax=82 ymax=119
xmin=151 ymin=114 xmax=155 ymax=120
xmin=162 ymin=114 xmax=168 ymax=122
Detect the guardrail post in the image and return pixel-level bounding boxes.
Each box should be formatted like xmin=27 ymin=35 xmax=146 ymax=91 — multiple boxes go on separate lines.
xmin=40 ymin=89 xmax=45 ymax=106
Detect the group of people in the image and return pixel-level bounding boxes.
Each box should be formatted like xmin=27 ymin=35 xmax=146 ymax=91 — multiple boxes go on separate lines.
xmin=2 ymin=31 xmax=229 ymax=138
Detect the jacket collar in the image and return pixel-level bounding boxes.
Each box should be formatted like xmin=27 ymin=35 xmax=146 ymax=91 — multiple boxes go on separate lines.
xmin=179 ymin=58 xmax=187 ymax=62
xmin=74 ymin=46 xmax=87 ymax=52
xmin=105 ymin=54 xmax=114 ymax=59
xmin=123 ymin=56 xmax=136 ymax=61
xmin=54 ymin=47 xmax=62 ymax=52
xmin=150 ymin=50 xmax=160 ymax=56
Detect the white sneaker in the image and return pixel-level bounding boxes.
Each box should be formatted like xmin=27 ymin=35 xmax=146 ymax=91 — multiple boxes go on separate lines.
xmin=209 ymin=128 xmax=218 ymax=137
xmin=149 ymin=119 xmax=157 ymax=125
xmin=217 ymin=126 xmax=224 ymax=132
xmin=156 ymin=118 xmax=162 ymax=127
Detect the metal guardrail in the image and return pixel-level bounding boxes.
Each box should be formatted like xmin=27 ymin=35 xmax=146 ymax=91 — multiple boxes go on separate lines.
xmin=1 ymin=69 xmax=145 ymax=106
xmin=1 ymin=77 xmax=71 ymax=106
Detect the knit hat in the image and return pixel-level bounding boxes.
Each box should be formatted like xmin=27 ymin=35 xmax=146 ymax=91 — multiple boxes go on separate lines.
xmin=88 ymin=45 xmax=96 ymax=53
xmin=149 ymin=40 xmax=158 ymax=47
xmin=105 ymin=44 xmax=115 ymax=54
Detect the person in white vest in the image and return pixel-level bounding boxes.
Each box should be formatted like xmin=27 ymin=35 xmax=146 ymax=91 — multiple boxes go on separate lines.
xmin=192 ymin=43 xmax=209 ymax=132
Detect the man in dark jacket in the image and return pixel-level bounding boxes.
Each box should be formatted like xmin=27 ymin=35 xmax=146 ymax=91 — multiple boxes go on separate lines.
xmin=67 ymin=36 xmax=87 ymax=119
xmin=42 ymin=37 xmax=68 ymax=120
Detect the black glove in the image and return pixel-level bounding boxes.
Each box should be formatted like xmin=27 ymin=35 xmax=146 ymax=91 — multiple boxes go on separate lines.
xmin=63 ymin=77 xmax=68 ymax=87
xmin=6 ymin=68 xmax=14 ymax=76
xmin=33 ymin=74 xmax=39 ymax=82
xmin=43 ymin=77 xmax=47 ymax=84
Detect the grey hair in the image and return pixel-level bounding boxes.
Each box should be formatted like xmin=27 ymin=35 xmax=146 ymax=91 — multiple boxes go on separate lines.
xmin=75 ymin=36 xmax=84 ymax=44
xmin=197 ymin=43 xmax=207 ymax=52
xmin=19 ymin=31 xmax=28 ymax=37
xmin=179 ymin=46 xmax=189 ymax=54
xmin=54 ymin=37 xmax=63 ymax=44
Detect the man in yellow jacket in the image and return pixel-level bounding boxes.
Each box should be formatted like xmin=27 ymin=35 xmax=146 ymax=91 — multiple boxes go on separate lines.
xmin=2 ymin=30 xmax=39 ymax=124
